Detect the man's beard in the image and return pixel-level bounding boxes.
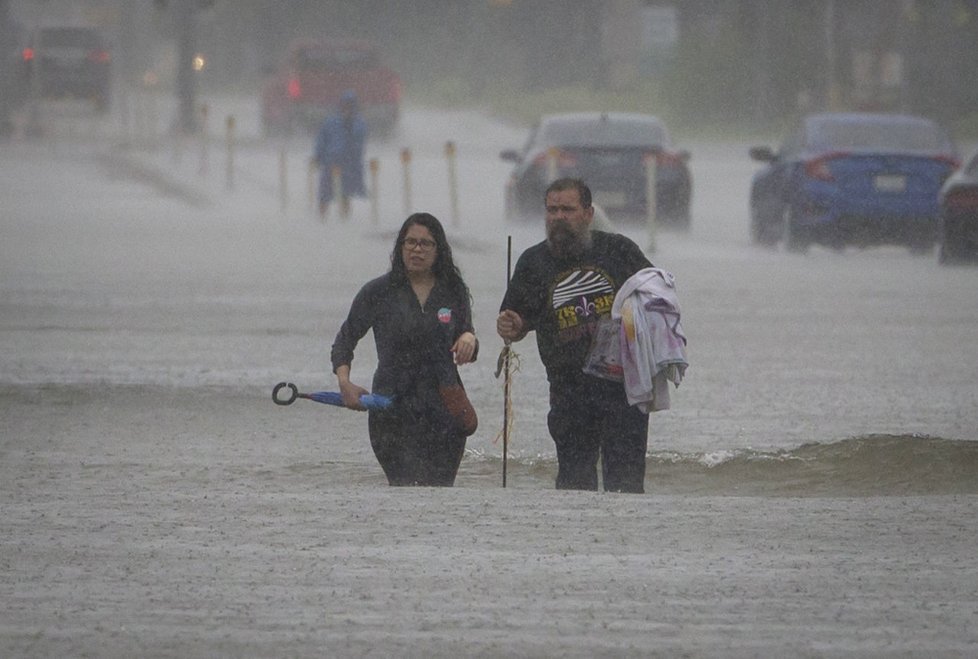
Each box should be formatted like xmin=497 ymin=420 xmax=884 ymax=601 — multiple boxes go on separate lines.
xmin=547 ymin=222 xmax=591 ymax=258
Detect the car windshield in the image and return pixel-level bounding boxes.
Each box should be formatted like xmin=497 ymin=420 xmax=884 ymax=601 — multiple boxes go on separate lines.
xmin=37 ymin=28 xmax=101 ymax=48
xmin=809 ymin=117 xmax=950 ymax=153
xmin=538 ymin=118 xmax=666 ymax=148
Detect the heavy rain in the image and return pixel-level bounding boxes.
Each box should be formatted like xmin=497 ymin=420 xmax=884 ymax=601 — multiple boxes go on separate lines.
xmin=2 ymin=1 xmax=977 ymax=656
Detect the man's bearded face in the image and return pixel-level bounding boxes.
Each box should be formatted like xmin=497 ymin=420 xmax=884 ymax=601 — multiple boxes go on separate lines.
xmin=545 ymin=188 xmax=593 ymax=258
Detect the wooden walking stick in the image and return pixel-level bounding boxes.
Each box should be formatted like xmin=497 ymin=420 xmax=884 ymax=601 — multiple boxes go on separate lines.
xmin=495 ymin=236 xmax=518 ymax=488
xmin=502 ymin=235 xmax=512 ymax=487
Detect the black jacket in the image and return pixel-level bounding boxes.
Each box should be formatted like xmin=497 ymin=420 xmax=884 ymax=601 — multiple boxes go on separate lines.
xmin=332 ymin=273 xmax=476 ymax=403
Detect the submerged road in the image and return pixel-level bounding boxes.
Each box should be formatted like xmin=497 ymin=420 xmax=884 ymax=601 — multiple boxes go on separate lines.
xmin=1 ymin=97 xmax=977 ymax=657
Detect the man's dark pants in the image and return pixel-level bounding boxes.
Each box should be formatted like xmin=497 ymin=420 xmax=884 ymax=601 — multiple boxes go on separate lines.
xmin=547 ymin=373 xmax=649 ymax=492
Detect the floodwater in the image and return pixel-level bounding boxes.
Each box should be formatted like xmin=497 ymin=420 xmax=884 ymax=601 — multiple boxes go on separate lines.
xmin=2 ymin=94 xmax=977 ymax=656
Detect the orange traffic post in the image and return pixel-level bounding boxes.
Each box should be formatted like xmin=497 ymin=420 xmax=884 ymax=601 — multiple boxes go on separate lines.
xmin=401 ymin=147 xmax=412 ymax=216
xmin=445 ymin=140 xmax=460 ymax=227
xmin=369 ymin=158 xmax=380 ymax=225
xmin=546 ymin=147 xmax=559 ymax=183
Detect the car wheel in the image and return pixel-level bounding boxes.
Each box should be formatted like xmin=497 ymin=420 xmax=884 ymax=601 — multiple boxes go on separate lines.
xmin=750 ymin=213 xmax=779 ymax=247
xmin=783 ymin=206 xmax=810 ymax=253
xmin=749 ymin=197 xmax=781 ymax=247
xmin=938 ymin=223 xmax=963 ymax=264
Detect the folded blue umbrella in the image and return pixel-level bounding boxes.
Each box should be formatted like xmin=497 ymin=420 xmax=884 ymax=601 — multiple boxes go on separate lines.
xmin=272 ymin=382 xmax=392 ymax=410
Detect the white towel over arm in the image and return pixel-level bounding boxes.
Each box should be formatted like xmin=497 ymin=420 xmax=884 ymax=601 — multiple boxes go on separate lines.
xmin=612 ymin=268 xmax=688 ymax=412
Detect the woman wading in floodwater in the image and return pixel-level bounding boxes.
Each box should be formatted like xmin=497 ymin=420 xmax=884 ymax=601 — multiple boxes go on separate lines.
xmin=331 ymin=212 xmax=478 ymax=486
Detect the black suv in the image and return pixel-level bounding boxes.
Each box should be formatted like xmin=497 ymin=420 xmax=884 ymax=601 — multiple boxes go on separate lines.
xmin=24 ymin=27 xmax=111 ymax=113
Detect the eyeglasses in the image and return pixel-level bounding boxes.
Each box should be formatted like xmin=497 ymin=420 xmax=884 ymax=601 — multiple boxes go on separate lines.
xmin=402 ymin=237 xmax=437 ymax=251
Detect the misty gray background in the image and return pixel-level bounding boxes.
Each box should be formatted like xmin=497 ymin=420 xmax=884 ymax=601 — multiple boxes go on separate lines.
xmin=2 ymin=1 xmax=978 ymax=657
xmin=3 ymin=1 xmax=977 ymax=136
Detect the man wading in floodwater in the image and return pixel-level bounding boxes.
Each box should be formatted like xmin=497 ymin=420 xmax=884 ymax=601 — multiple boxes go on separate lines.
xmin=497 ymin=178 xmax=654 ymax=492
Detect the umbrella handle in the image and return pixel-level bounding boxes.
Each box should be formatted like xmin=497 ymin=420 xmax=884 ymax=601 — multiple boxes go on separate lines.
xmin=272 ymin=382 xmax=393 ymax=410
xmin=272 ymin=382 xmax=299 ymax=405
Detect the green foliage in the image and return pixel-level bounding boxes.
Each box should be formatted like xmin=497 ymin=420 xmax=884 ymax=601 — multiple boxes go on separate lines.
xmin=661 ymin=20 xmax=754 ymax=127
xmin=209 ymin=0 xmax=977 ymax=140
xmin=407 ymin=78 xmax=663 ymax=127
xmin=410 ymin=74 xmax=779 ymax=140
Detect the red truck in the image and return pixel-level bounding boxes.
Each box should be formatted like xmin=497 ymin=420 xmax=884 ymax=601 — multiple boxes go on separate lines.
xmin=260 ymin=38 xmax=401 ymax=138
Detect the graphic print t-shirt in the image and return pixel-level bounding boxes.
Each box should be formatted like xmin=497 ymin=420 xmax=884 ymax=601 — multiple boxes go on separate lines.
xmin=501 ymin=231 xmax=652 ymax=381
xmin=552 ymin=266 xmax=616 ymax=345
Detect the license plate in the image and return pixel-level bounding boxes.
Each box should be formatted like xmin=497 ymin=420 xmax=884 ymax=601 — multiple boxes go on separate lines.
xmin=874 ymin=174 xmax=906 ymax=193
xmin=593 ymin=190 xmax=626 ymax=208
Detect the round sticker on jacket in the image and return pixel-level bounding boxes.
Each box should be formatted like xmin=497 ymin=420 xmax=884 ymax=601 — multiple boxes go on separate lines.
xmin=437 ymin=307 xmax=452 ymax=323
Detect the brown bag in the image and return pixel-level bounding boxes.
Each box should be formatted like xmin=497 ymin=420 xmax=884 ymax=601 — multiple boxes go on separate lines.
xmin=439 ymin=384 xmax=478 ymax=436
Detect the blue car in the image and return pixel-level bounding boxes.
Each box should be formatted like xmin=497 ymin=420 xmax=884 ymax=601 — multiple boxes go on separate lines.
xmin=749 ymin=113 xmax=959 ymax=252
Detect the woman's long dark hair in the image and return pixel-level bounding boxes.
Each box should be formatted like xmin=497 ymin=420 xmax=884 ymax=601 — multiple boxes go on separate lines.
xmin=390 ymin=212 xmax=471 ymax=304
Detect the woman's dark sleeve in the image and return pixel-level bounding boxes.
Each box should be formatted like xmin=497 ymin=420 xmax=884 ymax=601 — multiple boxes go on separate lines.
xmin=330 ymin=281 xmax=378 ymax=373
xmin=457 ymin=287 xmax=479 ymax=362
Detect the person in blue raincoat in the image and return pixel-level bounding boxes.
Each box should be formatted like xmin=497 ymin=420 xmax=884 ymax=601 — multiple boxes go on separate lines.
xmin=312 ymin=90 xmax=367 ymax=219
